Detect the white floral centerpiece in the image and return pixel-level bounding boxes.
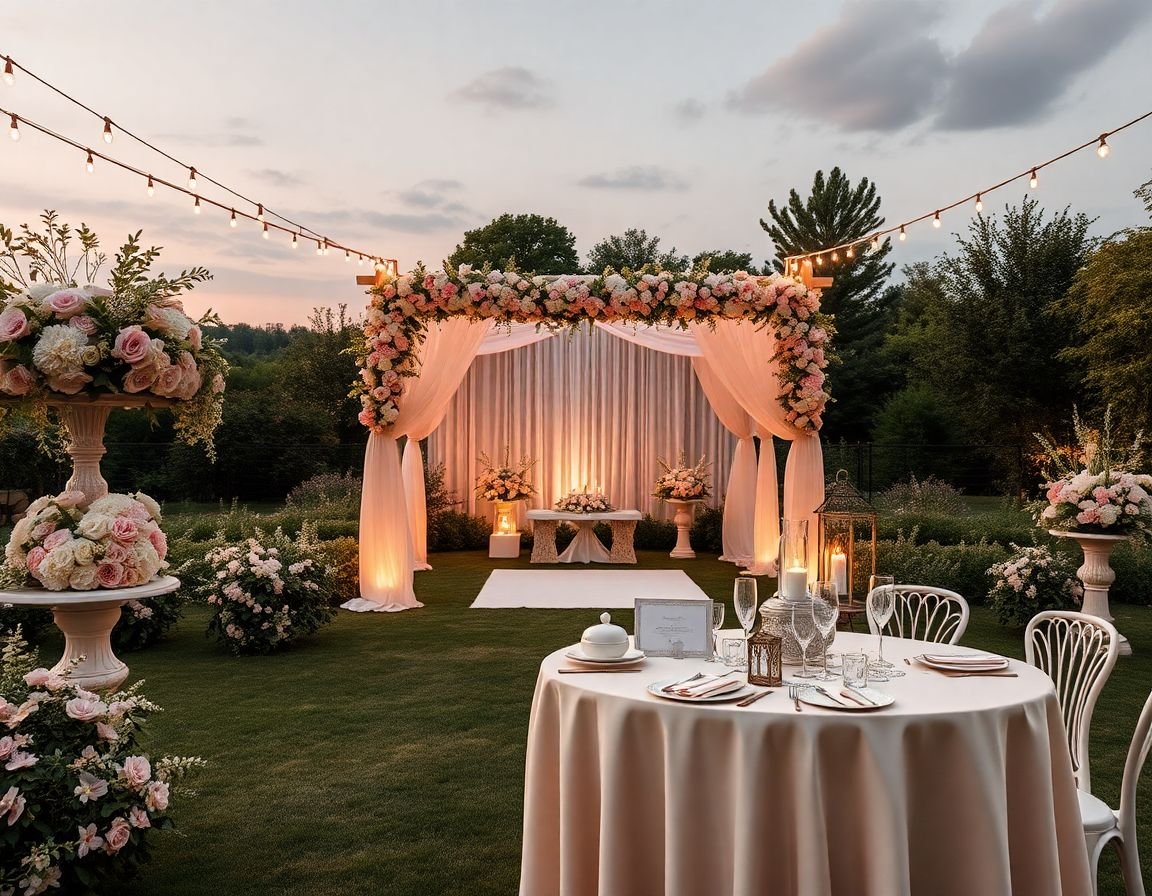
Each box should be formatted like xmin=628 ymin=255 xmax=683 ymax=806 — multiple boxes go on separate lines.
xmin=474 ymin=450 xmax=536 ymax=502
xmin=1033 ymin=408 xmax=1152 ymax=541
xmin=0 ymin=629 xmax=204 ymax=894
xmin=3 ymin=490 xmax=167 ymax=591
xmin=0 ymin=211 xmax=228 ymax=454
xmin=652 ymin=453 xmax=712 ymax=501
xmin=987 ymin=544 xmax=1083 ymax=627
xmin=555 ymin=490 xmax=613 ymax=514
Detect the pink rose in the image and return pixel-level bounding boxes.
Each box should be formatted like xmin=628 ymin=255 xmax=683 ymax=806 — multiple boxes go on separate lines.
xmin=96 ymin=561 xmax=124 ymax=588
xmin=23 ymin=668 xmax=54 ymax=687
xmin=65 ymin=696 xmax=107 ymax=721
xmin=111 ymin=517 xmax=139 ymax=544
xmin=25 ymin=547 xmax=46 ymax=573
xmin=69 ymin=314 xmax=98 ymax=336
xmin=148 ymin=528 xmax=168 ymax=560
xmin=145 ymin=780 xmax=169 ymax=812
xmin=46 ymin=371 xmax=93 ymax=395
xmin=42 ymin=528 xmax=71 ymax=551
xmin=0 ymin=736 xmax=13 ymax=758
xmin=128 ymin=503 xmax=151 ymax=522
xmin=104 ymin=817 xmax=131 ymax=853
xmin=0 ymin=364 xmax=33 ymax=396
xmin=188 ymin=325 xmax=202 ymax=350
xmin=54 ymin=490 xmax=85 ymax=509
xmin=104 ymin=542 xmax=130 ymax=564
xmin=112 ymin=325 xmax=152 ymax=364
xmin=44 ymin=288 xmax=88 ymax=318
xmin=122 ymin=363 xmax=159 ymax=393
xmin=96 ymin=721 xmax=119 ymax=742
xmin=121 ymin=755 xmax=151 ymax=787
xmin=151 ymin=363 xmax=184 ymax=398
xmin=129 ymin=806 xmax=151 ymax=829
xmin=0 ymin=307 xmax=30 ymax=341
xmin=0 ymin=786 xmax=25 ymax=826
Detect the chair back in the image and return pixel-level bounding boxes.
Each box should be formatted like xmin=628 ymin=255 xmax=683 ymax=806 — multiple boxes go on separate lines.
xmin=866 ymin=585 xmax=970 ymax=645
xmin=1025 ymin=610 xmax=1119 ymax=792
xmin=1118 ymin=688 xmax=1152 ymax=858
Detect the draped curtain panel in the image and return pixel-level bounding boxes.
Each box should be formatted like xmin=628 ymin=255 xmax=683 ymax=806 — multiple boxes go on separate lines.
xmin=428 ymin=324 xmax=736 ymax=525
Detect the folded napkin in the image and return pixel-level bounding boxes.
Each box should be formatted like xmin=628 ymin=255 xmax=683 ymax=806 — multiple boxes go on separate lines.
xmin=840 ymin=686 xmax=877 ymax=706
xmin=673 ymin=675 xmax=744 ymax=698
xmin=921 ymin=653 xmax=1008 ymax=669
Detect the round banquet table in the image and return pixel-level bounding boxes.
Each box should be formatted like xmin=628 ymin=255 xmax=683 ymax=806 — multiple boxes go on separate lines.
xmin=518 ymin=631 xmax=1092 ymax=896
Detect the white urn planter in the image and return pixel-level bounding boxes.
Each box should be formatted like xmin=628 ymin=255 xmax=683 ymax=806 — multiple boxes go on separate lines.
xmin=1050 ymin=530 xmax=1131 ymax=656
xmin=666 ymin=499 xmax=702 ymax=559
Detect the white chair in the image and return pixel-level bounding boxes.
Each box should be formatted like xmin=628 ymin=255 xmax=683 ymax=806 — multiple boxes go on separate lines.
xmin=866 ymin=585 xmax=970 ymax=645
xmin=1025 ymin=610 xmax=1119 ymax=794
xmin=1079 ymin=687 xmax=1152 ymax=896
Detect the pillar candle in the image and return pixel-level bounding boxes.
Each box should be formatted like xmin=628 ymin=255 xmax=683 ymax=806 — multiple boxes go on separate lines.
xmin=831 ymin=551 xmax=848 ymax=597
xmin=781 ymin=566 xmax=808 ymax=601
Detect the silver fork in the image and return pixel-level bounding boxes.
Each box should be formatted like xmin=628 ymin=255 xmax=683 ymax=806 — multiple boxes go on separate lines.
xmin=788 ymin=683 xmax=803 ymax=711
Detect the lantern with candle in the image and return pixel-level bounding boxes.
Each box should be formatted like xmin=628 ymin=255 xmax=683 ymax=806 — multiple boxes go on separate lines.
xmin=814 ymin=470 xmax=878 ymax=607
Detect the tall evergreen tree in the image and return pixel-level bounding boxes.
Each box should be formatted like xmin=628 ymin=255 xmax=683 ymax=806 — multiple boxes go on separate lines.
xmin=761 ymin=168 xmax=899 ymax=440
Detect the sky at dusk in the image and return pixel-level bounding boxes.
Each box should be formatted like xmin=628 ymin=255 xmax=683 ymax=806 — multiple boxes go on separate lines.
xmin=1 ymin=0 xmax=1150 ymax=326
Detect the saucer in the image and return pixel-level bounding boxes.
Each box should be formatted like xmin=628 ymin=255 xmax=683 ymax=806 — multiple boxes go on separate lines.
xmin=565 ymin=646 xmax=646 ymax=664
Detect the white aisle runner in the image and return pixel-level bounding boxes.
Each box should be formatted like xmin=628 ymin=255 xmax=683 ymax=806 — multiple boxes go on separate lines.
xmin=469 ymin=569 xmax=709 ymax=609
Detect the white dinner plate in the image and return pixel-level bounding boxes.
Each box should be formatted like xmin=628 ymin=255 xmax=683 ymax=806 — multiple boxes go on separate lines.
xmin=565 ymin=646 xmax=646 ymax=664
xmin=798 ymin=685 xmax=894 ymax=711
xmin=647 ymin=677 xmax=755 ymax=703
xmin=917 ymin=653 xmax=1010 ymax=672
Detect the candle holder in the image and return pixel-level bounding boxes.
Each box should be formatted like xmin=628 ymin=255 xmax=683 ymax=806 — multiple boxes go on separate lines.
xmin=778 ymin=519 xmax=809 ymax=602
xmin=815 ymin=470 xmax=877 ymax=606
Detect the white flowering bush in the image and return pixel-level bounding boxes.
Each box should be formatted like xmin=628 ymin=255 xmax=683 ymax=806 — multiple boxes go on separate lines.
xmin=987 ymin=544 xmax=1082 ymax=627
xmin=193 ymin=526 xmax=335 ymax=655
xmin=0 ymin=629 xmax=204 ymax=894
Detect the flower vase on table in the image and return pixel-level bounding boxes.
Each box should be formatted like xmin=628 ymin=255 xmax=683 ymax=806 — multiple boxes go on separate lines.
xmin=653 ymin=454 xmax=712 ymax=560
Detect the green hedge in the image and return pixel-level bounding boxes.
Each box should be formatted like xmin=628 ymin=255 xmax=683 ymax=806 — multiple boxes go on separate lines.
xmin=874 ymin=529 xmax=1010 ymax=605
xmin=877 ymin=510 xmax=1035 ymax=547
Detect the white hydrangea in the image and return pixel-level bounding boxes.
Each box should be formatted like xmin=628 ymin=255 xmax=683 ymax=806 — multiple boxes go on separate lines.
xmin=31 ymin=324 xmax=89 ymax=376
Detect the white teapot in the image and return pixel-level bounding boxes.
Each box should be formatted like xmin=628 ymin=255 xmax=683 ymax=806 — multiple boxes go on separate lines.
xmin=580 ymin=612 xmax=629 ymax=660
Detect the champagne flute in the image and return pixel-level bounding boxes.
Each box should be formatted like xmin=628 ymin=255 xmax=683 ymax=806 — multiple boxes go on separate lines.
xmin=710 ymin=601 xmax=725 ymax=662
xmin=787 ymin=604 xmax=818 ymax=679
xmin=811 ymin=583 xmax=838 ymax=681
xmin=733 ymin=577 xmax=758 ymax=670
xmin=867 ymin=575 xmax=895 ymax=682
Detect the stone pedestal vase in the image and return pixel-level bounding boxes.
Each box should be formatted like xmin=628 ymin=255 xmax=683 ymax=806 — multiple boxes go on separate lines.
xmin=666 ymin=499 xmax=701 ymax=559
xmin=1050 ymin=529 xmax=1131 ymax=656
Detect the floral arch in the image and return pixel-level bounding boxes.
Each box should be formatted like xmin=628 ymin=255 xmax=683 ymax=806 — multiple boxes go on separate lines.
xmin=350 ymin=265 xmax=834 ymax=612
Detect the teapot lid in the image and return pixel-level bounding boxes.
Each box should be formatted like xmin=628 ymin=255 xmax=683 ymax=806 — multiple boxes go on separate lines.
xmin=582 ymin=611 xmax=628 ymax=644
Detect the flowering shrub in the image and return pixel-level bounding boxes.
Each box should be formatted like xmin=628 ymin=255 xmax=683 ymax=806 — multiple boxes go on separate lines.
xmin=987 ymin=544 xmax=1082 ymax=627
xmin=875 ymin=475 xmax=968 ymax=516
xmin=111 ymin=596 xmax=184 ymax=653
xmin=474 ymin=450 xmax=536 ymax=502
xmin=555 ymin=491 xmax=613 ymax=514
xmin=356 ymin=265 xmax=832 ymax=435
xmin=195 ymin=526 xmax=336 ymax=655
xmin=653 ymin=454 xmax=712 ymax=500
xmin=0 ymin=629 xmax=204 ymax=894
xmin=0 ymin=212 xmax=228 ymax=455
xmin=3 ymin=491 xmax=167 ymax=591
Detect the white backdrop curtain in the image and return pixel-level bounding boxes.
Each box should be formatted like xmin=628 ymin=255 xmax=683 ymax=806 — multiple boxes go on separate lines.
xmin=346 ymin=318 xmax=493 ymax=612
xmin=429 ymin=324 xmax=735 ymax=525
xmin=690 ymin=320 xmax=825 ymax=576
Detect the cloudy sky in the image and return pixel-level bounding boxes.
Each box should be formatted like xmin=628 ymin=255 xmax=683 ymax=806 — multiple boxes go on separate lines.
xmin=1 ymin=0 xmax=1150 ymax=325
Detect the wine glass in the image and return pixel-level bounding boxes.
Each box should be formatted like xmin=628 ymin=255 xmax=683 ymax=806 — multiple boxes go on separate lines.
xmin=733 ymin=577 xmax=758 ymax=669
xmin=787 ymin=604 xmax=818 ymax=679
xmin=867 ymin=575 xmax=895 ymax=682
xmin=710 ymin=601 xmax=725 ymax=662
xmin=810 ymin=584 xmax=838 ymax=681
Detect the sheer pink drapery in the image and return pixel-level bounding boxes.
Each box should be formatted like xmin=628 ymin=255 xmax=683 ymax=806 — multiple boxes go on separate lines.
xmin=691 ymin=320 xmax=825 ymax=576
xmin=346 ymin=318 xmax=493 ymax=612
xmin=690 ymin=358 xmax=756 ymax=566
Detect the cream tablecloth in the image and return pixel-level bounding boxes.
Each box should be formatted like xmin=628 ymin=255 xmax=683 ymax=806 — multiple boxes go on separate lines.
xmin=519 ymin=631 xmax=1091 ymax=896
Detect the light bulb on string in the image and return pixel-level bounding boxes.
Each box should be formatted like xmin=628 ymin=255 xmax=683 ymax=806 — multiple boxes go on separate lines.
xmin=315 ymin=240 xmax=323 ymax=256
xmin=899 ymin=225 xmax=907 ymax=242
xmin=291 ymin=232 xmax=299 ymax=249
xmin=846 ymin=245 xmax=854 ymax=259
xmin=188 ymin=167 xmax=197 ymax=190
xmin=1029 ymin=168 xmax=1038 ymax=189
xmin=85 ymin=150 xmax=94 ymax=174
xmin=256 ymin=203 xmax=264 ymax=222
xmin=975 ymin=193 xmax=983 ymax=212
xmin=357 ymin=255 xmax=364 ymax=267
xmin=831 ymin=251 xmax=839 ymax=263
xmin=815 ymin=255 xmax=823 ymax=267
xmin=1097 ymin=134 xmax=1111 ymax=158
xmin=229 ymin=209 xmax=238 ymax=229
xmin=261 ymin=222 xmax=270 ymax=239
xmin=193 ymin=195 xmax=201 ymax=215
xmin=933 ymin=211 xmax=942 ymax=229
xmin=2 ymin=58 xmax=14 ymax=86
xmin=8 ymin=114 xmax=18 ymax=141
xmin=345 ymin=250 xmax=351 ymax=263
xmin=146 ymin=175 xmax=154 ymax=197
xmin=102 ymin=117 xmax=113 ymax=144
xmin=871 ymin=235 xmax=880 ymax=252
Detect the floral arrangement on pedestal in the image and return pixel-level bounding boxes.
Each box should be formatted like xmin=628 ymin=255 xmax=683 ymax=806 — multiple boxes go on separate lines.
xmin=1032 ymin=407 xmax=1152 ymax=541
xmin=652 ymin=454 xmax=712 ymax=501
xmin=0 ymin=629 xmax=204 ymax=894
xmin=2 ymin=491 xmax=167 ymax=591
xmin=0 ymin=212 xmax=228 ymax=454
xmin=356 ymin=264 xmax=832 ymax=434
xmin=555 ymin=491 xmax=613 ymax=514
xmin=987 ymin=544 xmax=1083 ymax=627
xmin=474 ymin=449 xmax=536 ymax=502
xmin=189 ymin=525 xmax=336 ymax=655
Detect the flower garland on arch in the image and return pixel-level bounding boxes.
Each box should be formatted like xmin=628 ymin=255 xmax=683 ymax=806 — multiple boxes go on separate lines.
xmin=355 ymin=265 xmax=834 ymax=434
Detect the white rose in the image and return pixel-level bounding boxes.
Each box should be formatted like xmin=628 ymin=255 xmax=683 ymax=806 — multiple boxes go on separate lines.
xmin=133 ymin=492 xmax=162 ymax=522
xmin=72 ymin=539 xmax=97 ymax=566
xmin=69 ymin=564 xmax=100 ymax=590
xmin=78 ymin=513 xmax=115 ymax=541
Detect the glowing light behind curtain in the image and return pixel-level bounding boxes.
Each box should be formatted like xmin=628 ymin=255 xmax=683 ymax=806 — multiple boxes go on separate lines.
xmin=429 ymin=324 xmax=735 ymax=525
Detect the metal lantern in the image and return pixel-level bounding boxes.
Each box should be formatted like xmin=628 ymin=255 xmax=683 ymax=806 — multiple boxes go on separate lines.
xmin=747 ymin=627 xmax=782 ymax=687
xmin=815 ymin=470 xmax=878 ymax=606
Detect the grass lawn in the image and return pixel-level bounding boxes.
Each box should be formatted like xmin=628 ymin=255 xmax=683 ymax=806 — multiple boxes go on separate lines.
xmin=48 ymin=550 xmax=1146 ymax=895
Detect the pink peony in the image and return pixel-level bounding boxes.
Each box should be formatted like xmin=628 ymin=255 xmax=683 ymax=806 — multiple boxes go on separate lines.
xmin=104 ymin=816 xmax=132 ymax=853
xmin=121 ymin=755 xmax=151 ymax=787
xmin=0 ymin=307 xmax=30 ymax=341
xmin=96 ymin=561 xmax=125 ymax=588
xmin=111 ymin=517 xmax=139 ymax=544
xmin=25 ymin=547 xmax=46 ymax=573
xmin=44 ymin=288 xmax=88 ymax=318
xmin=112 ymin=325 xmax=152 ymax=364
xmin=42 ymin=528 xmax=71 ymax=551
xmin=65 ymin=696 xmax=107 ymax=722
xmin=0 ymin=363 xmax=33 ymax=396
xmin=104 ymin=542 xmax=130 ymax=564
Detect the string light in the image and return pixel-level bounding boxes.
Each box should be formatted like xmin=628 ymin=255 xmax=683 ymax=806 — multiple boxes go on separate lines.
xmin=846 ymin=245 xmax=854 ymax=259
xmin=145 ymin=175 xmax=154 ymax=196
xmin=85 ymin=150 xmax=94 ymax=174
xmin=262 ymin=222 xmax=270 ymax=239
xmin=1029 ymin=168 xmax=1038 ymax=189
xmin=229 ymin=208 xmax=238 ymax=228
xmin=8 ymin=113 xmax=17 ymax=141
xmin=975 ymin=193 xmax=983 ymax=212
xmin=188 ymin=166 xmax=197 ymax=190
xmin=256 ymin=203 xmax=264 ymax=222
xmin=933 ymin=210 xmax=942 ymax=228
xmin=193 ymin=195 xmax=201 ymax=215
xmin=871 ymin=235 xmax=880 ymax=252
xmin=2 ymin=58 xmax=13 ymax=87
xmin=292 ymin=232 xmax=299 ymax=249
xmin=899 ymin=225 xmax=906 ymax=241
xmin=1097 ymin=133 xmax=1111 ymax=158
xmin=831 ymin=250 xmax=839 ymax=262
xmin=315 ymin=240 xmax=323 ymax=256
xmin=815 ymin=255 xmax=823 ymax=267
xmin=102 ymin=117 xmax=113 ymax=144
xmin=357 ymin=255 xmax=364 ymax=267
xmin=345 ymin=250 xmax=351 ymax=263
